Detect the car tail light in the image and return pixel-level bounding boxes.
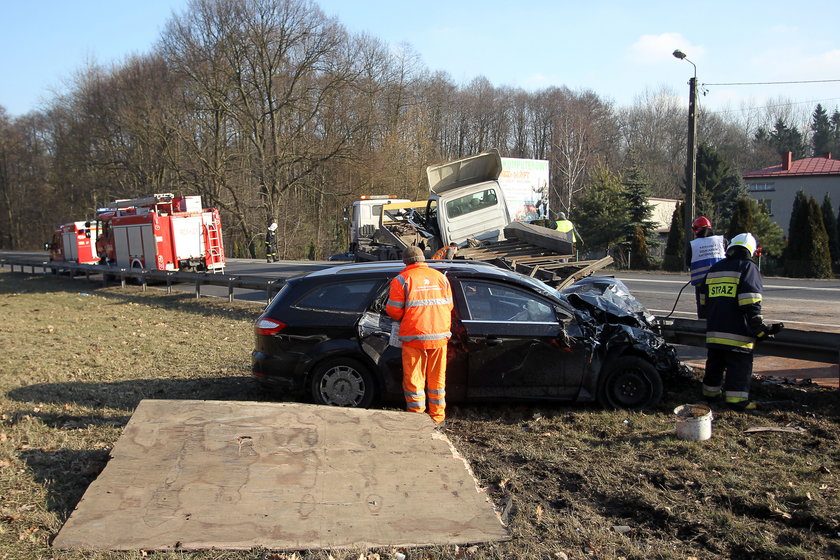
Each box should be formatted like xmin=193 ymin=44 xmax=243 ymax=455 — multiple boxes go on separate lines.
xmin=255 ymin=317 xmax=286 ymax=335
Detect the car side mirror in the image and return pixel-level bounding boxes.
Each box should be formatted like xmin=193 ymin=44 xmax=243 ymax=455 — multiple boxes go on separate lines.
xmin=43 ymin=242 xmax=50 ymax=251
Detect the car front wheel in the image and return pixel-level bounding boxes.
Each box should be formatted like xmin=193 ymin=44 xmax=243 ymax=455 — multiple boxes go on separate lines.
xmin=310 ymin=357 xmax=375 ymax=408
xmin=598 ymin=356 xmax=663 ymax=410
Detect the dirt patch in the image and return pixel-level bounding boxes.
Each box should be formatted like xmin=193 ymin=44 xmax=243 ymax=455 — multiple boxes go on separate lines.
xmin=1 ymin=270 xmax=838 ymax=560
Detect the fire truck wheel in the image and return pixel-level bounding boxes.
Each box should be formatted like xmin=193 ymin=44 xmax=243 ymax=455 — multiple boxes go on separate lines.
xmin=310 ymin=357 xmax=375 ymax=408
xmin=597 ymin=355 xmax=663 ymax=410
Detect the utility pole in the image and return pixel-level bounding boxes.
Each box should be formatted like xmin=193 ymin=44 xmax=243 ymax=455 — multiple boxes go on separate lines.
xmin=673 ymin=49 xmax=697 ymax=270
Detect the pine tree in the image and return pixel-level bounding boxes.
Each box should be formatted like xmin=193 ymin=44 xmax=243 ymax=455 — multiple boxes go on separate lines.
xmin=749 ymin=199 xmax=784 ymax=257
xmin=695 ymin=143 xmax=745 ymax=230
xmin=822 ymin=194 xmax=839 ymax=271
xmin=806 ymin=196 xmax=833 ymax=278
xmin=784 ymin=191 xmax=809 ymax=277
xmin=811 ymin=104 xmax=832 ymax=157
xmin=768 ymin=118 xmax=807 ymax=159
xmin=831 ymin=110 xmax=840 ymax=156
xmin=785 ymin=191 xmax=832 ymax=277
xmin=574 ymin=164 xmax=629 ymax=254
xmin=726 ymin=197 xmax=755 ymax=240
xmin=663 ymin=202 xmax=684 ymax=272
xmin=621 ymin=160 xmax=658 ymax=269
xmin=629 ymin=225 xmax=650 ymax=270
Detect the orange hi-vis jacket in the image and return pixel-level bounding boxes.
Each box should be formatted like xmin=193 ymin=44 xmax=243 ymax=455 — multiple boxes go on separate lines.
xmin=386 ymin=263 xmax=453 ymax=349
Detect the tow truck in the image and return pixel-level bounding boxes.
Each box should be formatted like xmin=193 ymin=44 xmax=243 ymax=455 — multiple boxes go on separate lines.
xmin=352 ymin=150 xmax=612 ymax=289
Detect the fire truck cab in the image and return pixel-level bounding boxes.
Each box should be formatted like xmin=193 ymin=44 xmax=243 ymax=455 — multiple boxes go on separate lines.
xmin=95 ymin=193 xmax=225 ymax=273
xmin=46 ymin=222 xmax=101 ymax=264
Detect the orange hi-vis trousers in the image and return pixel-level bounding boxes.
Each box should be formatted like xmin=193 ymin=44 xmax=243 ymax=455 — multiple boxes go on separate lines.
xmin=401 ymin=345 xmax=447 ymax=424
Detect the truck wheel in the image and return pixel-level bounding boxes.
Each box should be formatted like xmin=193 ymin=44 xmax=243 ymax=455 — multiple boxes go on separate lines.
xmin=310 ymin=357 xmax=375 ymax=408
xmin=598 ymin=356 xmax=663 ymax=410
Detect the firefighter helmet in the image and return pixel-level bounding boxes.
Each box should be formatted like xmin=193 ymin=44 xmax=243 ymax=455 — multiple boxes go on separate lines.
xmin=691 ymin=216 xmax=712 ymax=234
xmin=729 ymin=233 xmax=757 ymax=257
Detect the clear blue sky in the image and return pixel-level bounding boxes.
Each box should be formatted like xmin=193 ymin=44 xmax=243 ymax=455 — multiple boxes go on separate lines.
xmin=2 ymin=0 xmax=839 ymax=118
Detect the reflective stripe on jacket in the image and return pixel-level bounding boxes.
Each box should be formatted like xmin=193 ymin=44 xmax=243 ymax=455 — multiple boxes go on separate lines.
xmin=704 ymin=255 xmax=763 ymax=353
xmin=689 ymin=235 xmax=726 ymax=286
xmin=386 ymin=263 xmax=453 ymax=349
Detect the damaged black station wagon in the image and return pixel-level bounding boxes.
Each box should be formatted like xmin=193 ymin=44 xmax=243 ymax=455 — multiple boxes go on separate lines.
xmin=252 ymin=261 xmax=682 ymax=410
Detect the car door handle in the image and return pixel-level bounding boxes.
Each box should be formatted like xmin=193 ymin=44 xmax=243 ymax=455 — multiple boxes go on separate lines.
xmin=485 ymin=336 xmax=503 ymax=346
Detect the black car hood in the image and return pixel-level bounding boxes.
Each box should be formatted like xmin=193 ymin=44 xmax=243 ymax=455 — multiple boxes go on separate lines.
xmin=561 ymin=277 xmax=684 ymax=377
xmin=561 ymin=276 xmax=655 ymax=329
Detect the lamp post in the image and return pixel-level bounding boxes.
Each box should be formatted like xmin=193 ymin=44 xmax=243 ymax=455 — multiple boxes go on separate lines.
xmin=673 ymin=49 xmax=697 ymax=269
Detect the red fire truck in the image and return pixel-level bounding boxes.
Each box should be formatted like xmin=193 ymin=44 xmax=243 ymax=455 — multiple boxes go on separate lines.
xmin=46 ymin=221 xmax=101 ymax=265
xmin=95 ymin=193 xmax=226 ymax=273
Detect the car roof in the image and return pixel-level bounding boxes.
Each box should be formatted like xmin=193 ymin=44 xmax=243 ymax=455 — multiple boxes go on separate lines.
xmin=302 ymin=260 xmax=563 ymax=299
xmin=308 ymin=259 xmax=515 ymax=280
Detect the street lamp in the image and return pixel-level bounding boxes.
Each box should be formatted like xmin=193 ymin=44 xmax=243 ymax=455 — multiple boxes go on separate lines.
xmin=673 ymin=49 xmax=697 ymax=269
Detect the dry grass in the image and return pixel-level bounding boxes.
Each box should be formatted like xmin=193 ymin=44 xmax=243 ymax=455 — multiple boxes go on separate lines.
xmin=0 ymin=270 xmax=838 ymax=560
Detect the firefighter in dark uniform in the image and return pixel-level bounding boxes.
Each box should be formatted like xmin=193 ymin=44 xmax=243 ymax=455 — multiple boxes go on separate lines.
xmin=265 ymin=222 xmax=278 ymax=263
xmin=700 ymin=233 xmax=769 ymax=411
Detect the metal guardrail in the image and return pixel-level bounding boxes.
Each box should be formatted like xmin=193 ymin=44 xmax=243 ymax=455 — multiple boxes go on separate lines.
xmin=4 ymin=256 xmax=839 ymax=369
xmin=0 ymin=258 xmax=286 ymax=304
xmin=657 ymin=317 xmax=840 ymax=366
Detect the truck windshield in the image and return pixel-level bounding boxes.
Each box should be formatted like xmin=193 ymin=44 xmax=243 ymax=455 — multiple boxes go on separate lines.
xmin=445 ymin=189 xmax=498 ymax=219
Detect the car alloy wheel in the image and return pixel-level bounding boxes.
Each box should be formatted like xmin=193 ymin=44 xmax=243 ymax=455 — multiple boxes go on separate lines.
xmin=310 ymin=357 xmax=375 ymax=408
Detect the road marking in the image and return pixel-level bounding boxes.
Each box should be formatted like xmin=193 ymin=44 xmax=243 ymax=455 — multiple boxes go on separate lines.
xmin=623 ymin=278 xmax=840 ymax=292
xmin=648 ymin=309 xmax=840 ymax=330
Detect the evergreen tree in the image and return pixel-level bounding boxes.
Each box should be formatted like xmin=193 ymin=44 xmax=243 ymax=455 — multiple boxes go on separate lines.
xmin=695 ymin=143 xmax=745 ymax=230
xmin=621 ymin=159 xmax=658 ymax=268
xmin=574 ymin=164 xmax=629 ymax=255
xmin=629 ymin=225 xmax=650 ymax=269
xmin=811 ymin=104 xmax=832 ymax=157
xmin=822 ymin=194 xmax=839 ymax=271
xmin=766 ymin=118 xmax=807 ymax=159
xmin=749 ymin=200 xmax=784 ymax=258
xmin=784 ymin=191 xmax=832 ymax=277
xmin=785 ymin=191 xmax=808 ymax=276
xmin=837 ymin=204 xmax=840 ymax=267
xmin=663 ymin=202 xmax=685 ymax=272
xmin=807 ymin=196 xmax=833 ymax=278
xmin=831 ymin=110 xmax=840 ymax=156
xmin=726 ymin=197 xmax=755 ymax=240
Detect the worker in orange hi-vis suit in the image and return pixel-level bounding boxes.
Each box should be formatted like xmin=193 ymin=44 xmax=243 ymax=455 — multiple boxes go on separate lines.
xmin=386 ymin=246 xmax=453 ymax=425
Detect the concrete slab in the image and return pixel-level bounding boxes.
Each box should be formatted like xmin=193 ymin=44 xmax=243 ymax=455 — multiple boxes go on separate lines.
xmin=53 ymin=400 xmax=509 ymax=552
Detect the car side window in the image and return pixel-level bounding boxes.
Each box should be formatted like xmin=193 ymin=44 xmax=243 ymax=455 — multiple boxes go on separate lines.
xmin=295 ymin=280 xmax=380 ymax=312
xmin=462 ymin=280 xmax=556 ymax=322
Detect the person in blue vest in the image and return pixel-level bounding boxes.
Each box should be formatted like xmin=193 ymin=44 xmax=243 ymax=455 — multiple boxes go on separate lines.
xmin=688 ymin=216 xmax=727 ymax=318
xmin=700 ymin=233 xmax=767 ymax=411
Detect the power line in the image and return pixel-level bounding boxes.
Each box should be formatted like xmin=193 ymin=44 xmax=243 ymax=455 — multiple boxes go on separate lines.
xmin=706 ymin=96 xmax=840 ymax=116
xmin=704 ymin=78 xmax=840 ymax=86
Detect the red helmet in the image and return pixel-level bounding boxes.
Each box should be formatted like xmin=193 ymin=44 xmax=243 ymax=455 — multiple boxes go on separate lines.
xmin=691 ymin=216 xmax=712 ymax=234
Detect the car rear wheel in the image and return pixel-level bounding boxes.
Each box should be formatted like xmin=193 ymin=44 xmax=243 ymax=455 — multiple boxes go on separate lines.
xmin=598 ymin=356 xmax=663 ymax=410
xmin=310 ymin=357 xmax=375 ymax=408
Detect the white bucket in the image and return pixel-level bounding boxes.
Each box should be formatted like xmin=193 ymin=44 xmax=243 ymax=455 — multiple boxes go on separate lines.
xmin=674 ymin=404 xmax=713 ymax=441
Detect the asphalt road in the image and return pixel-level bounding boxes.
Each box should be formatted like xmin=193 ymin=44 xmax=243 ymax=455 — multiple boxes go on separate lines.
xmin=3 ymin=251 xmax=839 ymax=332
xmin=612 ymin=271 xmax=840 ymax=333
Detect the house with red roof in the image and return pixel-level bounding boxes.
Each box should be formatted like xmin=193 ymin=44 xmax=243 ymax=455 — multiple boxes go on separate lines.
xmin=744 ymin=151 xmax=840 ymax=236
